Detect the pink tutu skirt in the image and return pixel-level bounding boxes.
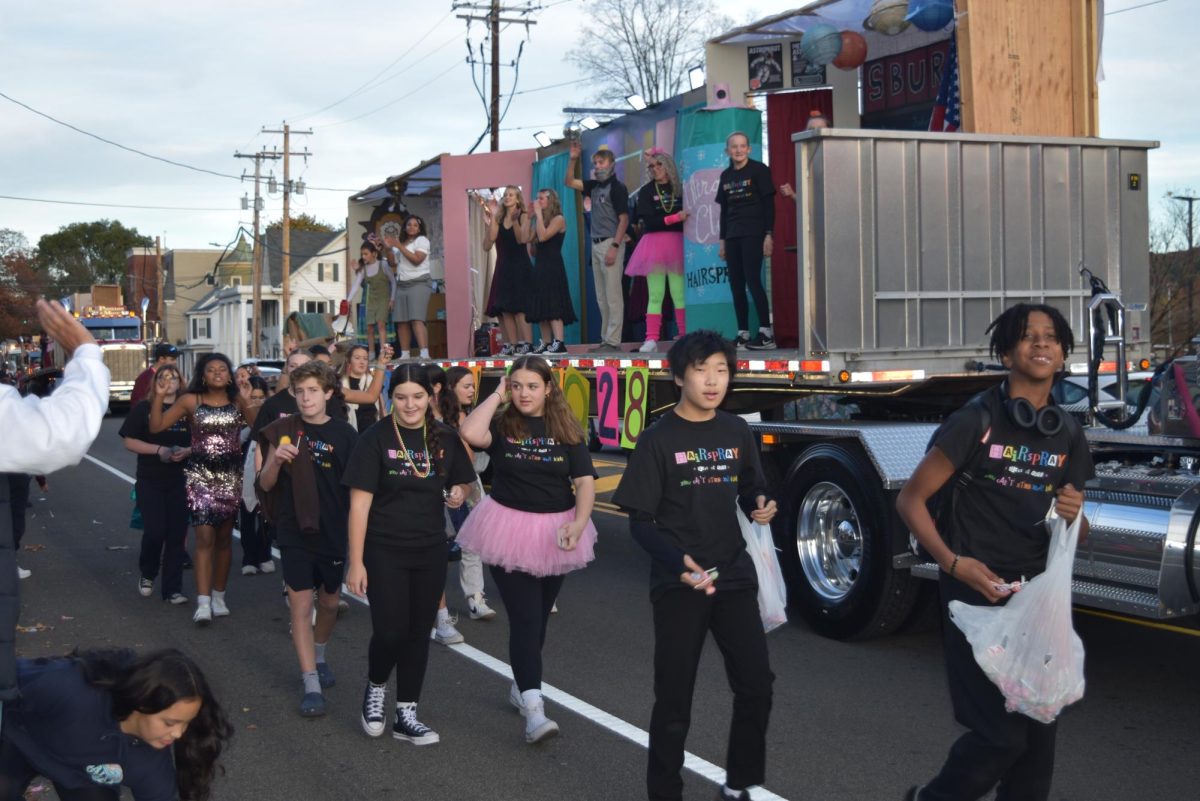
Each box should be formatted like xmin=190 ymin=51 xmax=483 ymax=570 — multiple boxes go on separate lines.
xmin=625 ymin=231 xmax=684 ymax=277
xmin=455 ymin=495 xmax=598 ymax=577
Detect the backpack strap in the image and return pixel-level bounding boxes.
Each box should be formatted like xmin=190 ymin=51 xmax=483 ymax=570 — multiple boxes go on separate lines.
xmin=942 ymin=393 xmax=993 ymax=551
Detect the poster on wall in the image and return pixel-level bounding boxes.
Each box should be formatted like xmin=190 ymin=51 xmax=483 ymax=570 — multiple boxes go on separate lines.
xmin=747 ymin=44 xmax=784 ymax=91
xmin=675 ymin=107 xmax=765 ymax=338
xmin=789 ymin=41 xmax=827 ymax=88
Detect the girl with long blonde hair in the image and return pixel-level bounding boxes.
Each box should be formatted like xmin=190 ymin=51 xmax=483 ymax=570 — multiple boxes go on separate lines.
xmin=627 ymin=148 xmax=688 ymax=353
xmin=526 ymin=187 xmax=577 ymax=355
xmin=483 ymin=186 xmax=534 ymax=355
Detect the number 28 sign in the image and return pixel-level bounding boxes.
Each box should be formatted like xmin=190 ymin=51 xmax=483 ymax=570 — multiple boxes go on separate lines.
xmin=594 ymin=366 xmax=650 ymax=448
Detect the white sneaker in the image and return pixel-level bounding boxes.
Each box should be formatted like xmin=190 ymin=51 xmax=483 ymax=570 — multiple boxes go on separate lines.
xmin=193 ymin=603 xmax=212 ymax=627
xmin=432 ymin=616 xmax=464 ymax=645
xmin=467 ymin=593 xmax=497 ymax=621
xmin=240 ymin=565 xmax=258 ymax=576
xmin=638 ymin=339 xmax=658 ymax=353
xmin=521 ymin=689 xmax=559 ymax=743
xmin=17 ymin=567 xmax=31 ymax=580
xmin=211 ymin=596 xmax=230 ymax=617
xmin=361 ymin=682 xmax=387 ymax=737
xmin=138 ymin=577 xmax=154 ymax=596
xmin=551 ymin=602 xmax=558 ymax=614
xmin=258 ymin=560 xmax=276 ymax=574
xmin=166 ymin=593 xmax=189 ymax=605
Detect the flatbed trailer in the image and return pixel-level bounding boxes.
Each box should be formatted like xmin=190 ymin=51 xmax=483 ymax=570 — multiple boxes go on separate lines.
xmin=430 ymin=130 xmax=1200 ymax=640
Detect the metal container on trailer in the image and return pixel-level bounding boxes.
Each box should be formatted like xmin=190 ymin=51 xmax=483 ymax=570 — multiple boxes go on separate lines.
xmin=793 ymin=129 xmax=1157 ymax=375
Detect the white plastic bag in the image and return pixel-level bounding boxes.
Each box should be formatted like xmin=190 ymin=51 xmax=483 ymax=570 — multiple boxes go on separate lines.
xmin=737 ymin=506 xmax=788 ymax=632
xmin=949 ymin=506 xmax=1086 ymax=723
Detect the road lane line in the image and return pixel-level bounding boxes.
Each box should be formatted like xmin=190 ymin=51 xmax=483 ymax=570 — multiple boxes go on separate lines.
xmin=81 ymin=452 xmax=789 ymax=801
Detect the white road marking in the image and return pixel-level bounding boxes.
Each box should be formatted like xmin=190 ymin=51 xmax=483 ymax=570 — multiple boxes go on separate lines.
xmin=82 ymin=452 xmax=788 ymax=801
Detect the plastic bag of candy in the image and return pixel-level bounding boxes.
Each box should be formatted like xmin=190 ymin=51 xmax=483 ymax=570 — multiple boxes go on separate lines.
xmin=949 ymin=505 xmax=1086 ymax=723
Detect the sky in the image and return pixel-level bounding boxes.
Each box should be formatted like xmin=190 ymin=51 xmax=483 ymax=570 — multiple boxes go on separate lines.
xmin=0 ymin=0 xmax=1195 ymax=251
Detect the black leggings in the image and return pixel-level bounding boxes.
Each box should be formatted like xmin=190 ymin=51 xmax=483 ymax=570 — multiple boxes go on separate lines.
xmin=239 ymin=502 xmax=272 ymax=567
xmin=489 ymin=566 xmax=564 ymax=692
xmin=136 ymin=476 xmax=188 ymax=598
xmin=725 ymin=235 xmax=770 ymax=330
xmin=363 ymin=541 xmax=446 ymax=701
xmin=0 ymin=737 xmax=119 ymax=801
xmin=6 ymin=474 xmax=30 ymax=550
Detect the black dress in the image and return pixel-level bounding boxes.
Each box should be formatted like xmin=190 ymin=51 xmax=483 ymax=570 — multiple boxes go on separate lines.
xmin=525 ymin=231 xmax=577 ymax=325
xmin=486 ymin=222 xmax=533 ymax=317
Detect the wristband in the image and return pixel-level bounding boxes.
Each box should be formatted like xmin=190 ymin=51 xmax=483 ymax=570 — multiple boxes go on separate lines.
xmin=948 ymin=554 xmax=960 ymax=577
xmin=492 ymin=391 xmax=505 ymax=403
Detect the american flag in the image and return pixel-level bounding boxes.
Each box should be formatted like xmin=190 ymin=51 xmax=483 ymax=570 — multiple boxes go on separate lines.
xmin=929 ymin=36 xmax=960 ymax=132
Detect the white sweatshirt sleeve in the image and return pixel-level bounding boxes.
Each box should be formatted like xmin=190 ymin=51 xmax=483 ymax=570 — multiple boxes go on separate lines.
xmin=0 ymin=344 xmax=111 ymax=474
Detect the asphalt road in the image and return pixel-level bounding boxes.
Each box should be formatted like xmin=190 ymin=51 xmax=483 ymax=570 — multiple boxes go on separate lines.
xmin=9 ymin=413 xmax=1200 ymax=801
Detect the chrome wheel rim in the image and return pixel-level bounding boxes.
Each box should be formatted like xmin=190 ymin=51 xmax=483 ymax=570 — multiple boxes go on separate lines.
xmin=796 ymin=481 xmax=863 ymax=602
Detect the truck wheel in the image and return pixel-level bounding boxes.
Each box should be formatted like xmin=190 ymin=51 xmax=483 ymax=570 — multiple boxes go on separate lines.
xmin=779 ymin=443 xmax=918 ymax=640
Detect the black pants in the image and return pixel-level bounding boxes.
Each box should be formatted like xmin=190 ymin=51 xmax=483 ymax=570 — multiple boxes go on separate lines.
xmin=725 ymin=235 xmax=770 ymax=331
xmin=239 ymin=502 xmax=271 ymax=567
xmin=921 ymin=574 xmax=1058 ymax=801
xmin=0 ymin=737 xmax=118 ymax=800
xmin=647 ymin=586 xmax=773 ymax=801
xmin=363 ymin=541 xmax=446 ymax=701
xmin=135 ymin=475 xmax=187 ymax=599
xmin=6 ymin=475 xmax=30 ymax=550
xmin=489 ymin=566 xmax=564 ymax=692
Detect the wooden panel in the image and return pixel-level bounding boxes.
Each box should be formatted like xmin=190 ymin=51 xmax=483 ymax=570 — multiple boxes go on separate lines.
xmin=956 ymin=0 xmax=1097 ymax=136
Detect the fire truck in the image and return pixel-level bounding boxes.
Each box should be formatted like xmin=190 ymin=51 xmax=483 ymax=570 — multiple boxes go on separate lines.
xmin=53 ymin=284 xmax=155 ymax=405
xmin=429 ymin=129 xmax=1200 ymax=640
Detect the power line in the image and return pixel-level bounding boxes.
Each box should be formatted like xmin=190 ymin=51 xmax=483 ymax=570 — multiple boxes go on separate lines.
xmin=314 ymin=61 xmax=462 ymax=128
xmin=291 ymin=11 xmax=455 ymax=122
xmin=506 ymin=77 xmax=587 ymax=96
xmin=1106 ymin=0 xmax=1168 ymax=14
xmin=0 ymin=89 xmax=243 ymax=181
xmin=0 ymin=194 xmax=235 ymax=212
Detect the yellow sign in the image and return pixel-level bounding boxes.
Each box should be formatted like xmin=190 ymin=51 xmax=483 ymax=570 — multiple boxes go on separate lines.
xmin=558 ymin=365 xmax=590 ymax=434
xmin=620 ymin=367 xmax=649 ymax=449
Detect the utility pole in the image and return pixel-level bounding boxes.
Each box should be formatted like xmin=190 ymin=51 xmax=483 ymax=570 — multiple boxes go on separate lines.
xmin=154 ymin=236 xmax=163 ymax=338
xmin=262 ymin=123 xmax=312 ymax=326
xmin=454 ymin=2 xmax=538 ymax=151
xmin=234 ymin=149 xmax=280 ymax=357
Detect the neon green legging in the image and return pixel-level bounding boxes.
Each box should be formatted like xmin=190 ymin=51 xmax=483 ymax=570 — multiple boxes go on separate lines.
xmin=647 ymin=272 xmax=685 ymax=314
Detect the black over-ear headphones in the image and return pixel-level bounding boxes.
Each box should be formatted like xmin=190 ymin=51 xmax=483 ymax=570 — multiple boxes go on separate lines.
xmin=1000 ymin=381 xmax=1065 ymax=437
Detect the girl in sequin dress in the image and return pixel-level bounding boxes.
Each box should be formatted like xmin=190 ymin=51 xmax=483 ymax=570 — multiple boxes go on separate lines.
xmin=151 ymin=354 xmax=260 ymax=627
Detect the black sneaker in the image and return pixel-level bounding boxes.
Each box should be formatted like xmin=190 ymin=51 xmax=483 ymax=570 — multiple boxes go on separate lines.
xmin=544 ymin=339 xmax=568 ymax=355
xmin=734 ymin=332 xmax=751 ymax=349
xmin=499 ymin=343 xmax=515 ymax=356
xmin=361 ymin=682 xmax=386 ymax=737
xmin=393 ymin=704 xmax=440 ymax=745
xmin=531 ymin=340 xmax=548 ymax=354
xmin=746 ymin=331 xmax=775 ymax=350
xmin=716 ymin=788 xmax=750 ymax=801
xmin=513 ymin=342 xmax=532 ymax=355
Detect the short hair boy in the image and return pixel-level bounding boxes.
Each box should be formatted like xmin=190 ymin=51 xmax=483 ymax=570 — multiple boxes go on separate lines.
xmin=257 ymin=360 xmax=358 ymax=717
xmin=566 ymin=141 xmax=630 ymax=350
xmin=614 ymin=330 xmax=778 ymax=801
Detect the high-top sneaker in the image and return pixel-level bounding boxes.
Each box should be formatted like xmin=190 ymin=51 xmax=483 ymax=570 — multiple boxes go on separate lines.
xmin=393 ymin=703 xmax=440 ymax=745
xmin=520 ymin=689 xmax=559 ymax=743
xmin=361 ymin=682 xmax=386 ymax=737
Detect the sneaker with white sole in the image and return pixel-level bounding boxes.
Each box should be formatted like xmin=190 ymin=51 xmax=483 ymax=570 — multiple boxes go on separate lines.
xmin=499 ymin=343 xmax=515 ymax=356
xmin=138 ymin=577 xmax=154 ymax=597
xmin=393 ymin=703 xmax=440 ymax=745
xmin=521 ymin=689 xmax=559 ymax=743
xmin=638 ymin=339 xmax=658 ymax=353
xmin=734 ymin=332 xmax=751 ymax=349
xmin=166 ymin=593 xmax=189 ymax=605
xmin=193 ymin=603 xmax=212 ymax=627
xmin=258 ymin=560 xmax=276 ymax=574
xmin=361 ymin=682 xmax=387 ymax=737
xmin=212 ymin=596 xmax=230 ymax=617
xmin=543 ymin=339 xmax=568 ymax=355
xmin=432 ymin=616 xmax=465 ymax=645
xmin=746 ymin=331 xmax=776 ymax=350
xmin=17 ymin=567 xmax=31 ymax=580
xmin=240 ymin=564 xmax=258 ymax=576
xmin=531 ymin=340 xmax=548 ymax=354
xmin=467 ymin=593 xmax=497 ymax=621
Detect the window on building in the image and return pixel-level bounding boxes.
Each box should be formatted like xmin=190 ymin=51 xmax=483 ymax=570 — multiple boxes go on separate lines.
xmin=232 ymin=276 xmax=242 ymax=286
xmin=191 ymin=317 xmax=211 ymax=339
xmin=302 ymin=300 xmax=328 ymax=314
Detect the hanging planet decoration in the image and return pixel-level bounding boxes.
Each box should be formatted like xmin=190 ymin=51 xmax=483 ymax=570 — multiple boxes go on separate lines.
xmin=863 ymin=0 xmax=911 ymax=36
xmin=906 ymin=0 xmax=955 ymax=32
xmin=832 ymin=30 xmax=868 ymax=70
xmin=799 ymin=23 xmax=843 ymax=67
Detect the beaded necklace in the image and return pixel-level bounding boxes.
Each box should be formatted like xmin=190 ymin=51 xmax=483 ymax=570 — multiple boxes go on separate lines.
xmin=391 ymin=411 xmax=431 ymax=479
xmin=655 ymin=182 xmax=678 ymax=214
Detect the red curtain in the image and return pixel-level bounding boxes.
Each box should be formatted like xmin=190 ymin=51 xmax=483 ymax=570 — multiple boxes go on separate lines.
xmin=766 ymin=89 xmax=832 ymax=349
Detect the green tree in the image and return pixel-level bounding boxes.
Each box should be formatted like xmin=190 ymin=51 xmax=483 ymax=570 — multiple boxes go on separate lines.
xmin=265 ymin=213 xmax=341 ymax=234
xmin=36 ymin=219 xmax=151 ymax=295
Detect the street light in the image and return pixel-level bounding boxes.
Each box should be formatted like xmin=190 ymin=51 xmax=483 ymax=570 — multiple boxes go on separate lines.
xmin=688 ymin=65 xmax=706 ymax=90
xmin=1170 ymin=192 xmax=1200 ymax=251
xmin=579 ymin=116 xmax=600 ymax=130
xmin=626 ymin=94 xmax=648 ymax=111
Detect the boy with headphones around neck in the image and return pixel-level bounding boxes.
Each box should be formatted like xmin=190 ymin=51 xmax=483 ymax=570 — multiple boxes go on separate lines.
xmin=896 ymin=303 xmax=1093 ymax=801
